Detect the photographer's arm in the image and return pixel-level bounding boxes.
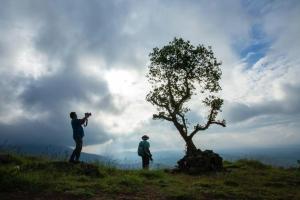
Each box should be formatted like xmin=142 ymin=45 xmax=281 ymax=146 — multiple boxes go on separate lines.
xmin=79 ymin=116 xmax=88 ymax=125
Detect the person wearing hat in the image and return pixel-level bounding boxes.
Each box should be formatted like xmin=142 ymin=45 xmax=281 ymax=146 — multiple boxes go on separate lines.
xmin=137 ymin=135 xmax=153 ymax=169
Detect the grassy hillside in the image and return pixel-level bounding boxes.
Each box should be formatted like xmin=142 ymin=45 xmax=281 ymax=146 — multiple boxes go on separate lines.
xmin=1 ymin=152 xmax=300 ymax=200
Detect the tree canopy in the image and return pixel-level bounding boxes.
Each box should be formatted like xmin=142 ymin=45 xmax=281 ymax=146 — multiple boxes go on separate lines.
xmin=146 ymin=38 xmax=226 ymax=154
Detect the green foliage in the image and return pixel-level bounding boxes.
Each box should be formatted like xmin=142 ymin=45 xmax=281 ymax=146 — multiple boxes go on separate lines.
xmin=236 ymin=159 xmax=271 ymax=170
xmin=146 ymin=38 xmax=226 ymax=153
xmin=146 ymin=37 xmax=223 ymax=121
xmin=64 ymin=187 xmax=95 ymax=197
xmin=168 ymin=193 xmax=196 ymax=200
xmin=1 ymin=152 xmax=300 ymax=199
xmin=138 ymin=169 xmax=165 ymax=179
xmin=118 ymin=174 xmax=143 ymax=188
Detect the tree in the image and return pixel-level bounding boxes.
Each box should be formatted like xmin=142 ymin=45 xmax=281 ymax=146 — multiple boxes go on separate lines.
xmin=146 ymin=38 xmax=226 ymax=155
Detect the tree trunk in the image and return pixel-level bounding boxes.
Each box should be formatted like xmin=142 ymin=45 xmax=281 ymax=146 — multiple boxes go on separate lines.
xmin=185 ymin=137 xmax=197 ymax=155
xmin=172 ymin=119 xmax=198 ymax=155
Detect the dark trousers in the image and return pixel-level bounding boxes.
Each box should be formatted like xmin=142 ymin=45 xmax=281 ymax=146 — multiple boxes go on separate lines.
xmin=142 ymin=156 xmax=150 ymax=169
xmin=69 ymin=137 xmax=82 ymax=162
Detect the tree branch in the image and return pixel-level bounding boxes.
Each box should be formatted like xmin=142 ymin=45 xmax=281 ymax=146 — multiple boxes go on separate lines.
xmin=210 ymin=120 xmax=226 ymax=127
xmin=178 ymin=113 xmax=188 ymax=133
xmin=150 ymin=95 xmax=172 ymax=113
xmin=172 ymin=117 xmax=188 ymax=139
xmin=188 ymin=107 xmax=226 ymax=139
xmin=176 ymin=75 xmax=191 ymax=112
xmin=153 ymin=113 xmax=173 ymax=121
xmin=167 ymin=77 xmax=177 ymax=114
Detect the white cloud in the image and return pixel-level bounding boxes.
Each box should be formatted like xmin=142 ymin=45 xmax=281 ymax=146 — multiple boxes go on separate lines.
xmin=0 ymin=0 xmax=299 ymax=152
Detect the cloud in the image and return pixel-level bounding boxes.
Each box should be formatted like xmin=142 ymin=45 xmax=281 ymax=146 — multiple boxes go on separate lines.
xmin=0 ymin=50 xmax=116 ymax=145
xmin=0 ymin=0 xmax=129 ymax=146
xmin=194 ymin=120 xmax=300 ymax=150
xmin=224 ymin=83 xmax=300 ymax=123
xmin=0 ymin=0 xmax=299 ymax=152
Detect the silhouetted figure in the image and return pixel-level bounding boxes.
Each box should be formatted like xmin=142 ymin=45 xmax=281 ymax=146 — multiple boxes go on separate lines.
xmin=138 ymin=135 xmax=153 ymax=169
xmin=69 ymin=112 xmax=91 ymax=163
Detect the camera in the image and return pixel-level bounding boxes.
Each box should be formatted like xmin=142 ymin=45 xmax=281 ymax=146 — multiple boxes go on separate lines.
xmin=85 ymin=112 xmax=92 ymax=117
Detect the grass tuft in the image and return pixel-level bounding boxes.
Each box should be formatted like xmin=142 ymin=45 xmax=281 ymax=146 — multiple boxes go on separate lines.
xmin=1 ymin=152 xmax=300 ymax=199
xmin=236 ymin=159 xmax=271 ymax=170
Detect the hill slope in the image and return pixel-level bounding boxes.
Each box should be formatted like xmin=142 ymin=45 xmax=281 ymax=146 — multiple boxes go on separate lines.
xmin=1 ymin=152 xmax=300 ymax=200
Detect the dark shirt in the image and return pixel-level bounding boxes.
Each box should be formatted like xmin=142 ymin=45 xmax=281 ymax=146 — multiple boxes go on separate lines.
xmin=71 ymin=119 xmax=84 ymax=139
xmin=138 ymin=140 xmax=151 ymax=157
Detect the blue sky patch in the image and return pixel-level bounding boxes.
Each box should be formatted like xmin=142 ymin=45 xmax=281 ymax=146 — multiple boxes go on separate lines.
xmin=237 ymin=24 xmax=272 ymax=68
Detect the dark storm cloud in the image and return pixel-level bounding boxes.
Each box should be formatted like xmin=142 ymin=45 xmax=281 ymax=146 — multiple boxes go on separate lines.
xmin=0 ymin=0 xmax=135 ymax=146
xmin=0 ymin=54 xmax=117 ymax=146
xmin=0 ymin=73 xmax=27 ymax=117
xmin=0 ymin=116 xmax=111 ymax=146
xmin=0 ymin=0 xmax=140 ymax=66
xmin=27 ymin=0 xmax=144 ymax=68
xmin=224 ymin=84 xmax=300 ymax=123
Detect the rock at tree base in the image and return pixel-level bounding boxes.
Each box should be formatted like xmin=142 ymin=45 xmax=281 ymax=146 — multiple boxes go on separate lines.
xmin=176 ymin=149 xmax=223 ymax=174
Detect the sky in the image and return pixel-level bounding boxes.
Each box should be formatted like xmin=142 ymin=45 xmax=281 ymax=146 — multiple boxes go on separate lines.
xmin=0 ymin=0 xmax=300 ymax=156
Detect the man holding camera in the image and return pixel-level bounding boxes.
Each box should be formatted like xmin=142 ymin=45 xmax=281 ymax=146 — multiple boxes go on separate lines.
xmin=69 ymin=112 xmax=91 ymax=163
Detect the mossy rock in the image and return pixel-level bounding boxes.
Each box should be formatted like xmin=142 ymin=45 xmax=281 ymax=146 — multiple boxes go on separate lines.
xmin=177 ymin=149 xmax=223 ymax=174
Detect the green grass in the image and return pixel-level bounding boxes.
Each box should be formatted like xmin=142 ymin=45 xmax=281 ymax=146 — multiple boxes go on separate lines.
xmin=1 ymin=153 xmax=300 ymax=199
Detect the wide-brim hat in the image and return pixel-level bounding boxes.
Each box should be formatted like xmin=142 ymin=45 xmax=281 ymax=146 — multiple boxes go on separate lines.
xmin=141 ymin=135 xmax=149 ymax=140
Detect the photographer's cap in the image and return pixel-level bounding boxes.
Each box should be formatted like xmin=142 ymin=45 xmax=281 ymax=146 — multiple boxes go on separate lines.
xmin=142 ymin=135 xmax=149 ymax=140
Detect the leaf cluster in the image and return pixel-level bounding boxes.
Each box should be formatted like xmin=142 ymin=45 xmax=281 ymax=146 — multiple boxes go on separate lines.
xmin=146 ymin=37 xmax=224 ymax=133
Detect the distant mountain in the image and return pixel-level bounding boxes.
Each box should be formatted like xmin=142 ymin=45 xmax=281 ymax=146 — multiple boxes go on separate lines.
xmin=110 ymin=150 xmax=185 ymax=169
xmin=111 ymin=146 xmax=300 ymax=168
xmin=218 ymin=146 xmax=300 ymax=167
xmin=0 ymin=144 xmax=109 ymax=163
xmin=1 ymin=144 xmax=299 ymax=168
